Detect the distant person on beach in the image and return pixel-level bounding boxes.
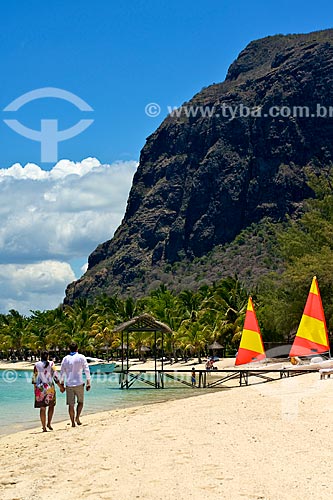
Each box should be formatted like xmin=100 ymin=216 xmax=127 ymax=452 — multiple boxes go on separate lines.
xmin=60 ymin=343 xmax=91 ymax=427
xmin=206 ymin=359 xmax=214 ymax=370
xmin=191 ymin=367 xmax=196 ymax=387
xmin=32 ymin=351 xmax=64 ymax=432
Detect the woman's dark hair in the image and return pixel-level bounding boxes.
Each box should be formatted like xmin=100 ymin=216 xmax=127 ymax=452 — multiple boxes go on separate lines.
xmin=41 ymin=351 xmax=49 ymax=368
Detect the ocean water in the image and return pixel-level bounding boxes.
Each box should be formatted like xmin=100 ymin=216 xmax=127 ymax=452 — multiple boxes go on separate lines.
xmin=0 ymin=368 xmax=208 ymax=435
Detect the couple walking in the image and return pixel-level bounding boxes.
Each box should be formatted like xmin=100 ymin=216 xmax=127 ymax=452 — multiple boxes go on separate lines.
xmin=32 ymin=342 xmax=91 ymax=432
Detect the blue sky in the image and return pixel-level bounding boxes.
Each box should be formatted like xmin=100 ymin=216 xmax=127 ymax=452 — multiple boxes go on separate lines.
xmin=1 ymin=0 xmax=332 ymax=166
xmin=0 ymin=0 xmax=332 ymax=313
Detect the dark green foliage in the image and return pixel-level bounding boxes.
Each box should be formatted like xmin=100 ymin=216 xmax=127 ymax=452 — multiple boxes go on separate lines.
xmin=0 ymin=277 xmax=252 ymax=359
xmin=258 ymin=169 xmax=333 ymax=342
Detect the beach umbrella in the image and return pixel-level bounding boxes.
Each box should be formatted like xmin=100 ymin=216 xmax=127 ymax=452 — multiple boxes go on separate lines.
xmin=208 ymin=341 xmax=223 ymax=350
xmin=117 ymin=344 xmax=128 ymax=350
xmin=140 ymin=346 xmax=151 ymax=352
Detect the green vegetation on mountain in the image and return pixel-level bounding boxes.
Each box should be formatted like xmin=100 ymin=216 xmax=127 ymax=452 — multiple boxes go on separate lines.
xmin=258 ymin=168 xmax=333 ymax=341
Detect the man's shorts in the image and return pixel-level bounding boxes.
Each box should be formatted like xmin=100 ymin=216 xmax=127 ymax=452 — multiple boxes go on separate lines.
xmin=66 ymin=384 xmax=84 ymax=406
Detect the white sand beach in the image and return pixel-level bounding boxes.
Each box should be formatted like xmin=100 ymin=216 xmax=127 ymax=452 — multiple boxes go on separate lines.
xmin=0 ymin=357 xmax=237 ymax=372
xmin=0 ymin=360 xmax=36 ymax=371
xmin=1 ymin=370 xmax=333 ymax=500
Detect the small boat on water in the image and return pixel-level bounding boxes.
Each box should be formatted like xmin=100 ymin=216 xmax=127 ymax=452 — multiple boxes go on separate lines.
xmin=86 ymin=357 xmax=119 ymax=374
xmin=89 ymin=363 xmax=118 ymax=374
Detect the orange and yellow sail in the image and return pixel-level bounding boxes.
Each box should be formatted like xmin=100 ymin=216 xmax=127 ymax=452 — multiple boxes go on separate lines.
xmin=289 ymin=276 xmax=329 ymax=357
xmin=235 ymin=297 xmax=266 ymax=366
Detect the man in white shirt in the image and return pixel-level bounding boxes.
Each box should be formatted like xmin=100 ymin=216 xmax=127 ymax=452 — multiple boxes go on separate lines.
xmin=60 ymin=342 xmax=91 ymax=427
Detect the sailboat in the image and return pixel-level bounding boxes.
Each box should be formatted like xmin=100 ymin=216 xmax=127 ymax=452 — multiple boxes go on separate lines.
xmin=235 ymin=297 xmax=266 ymax=366
xmin=289 ymin=276 xmax=333 ymax=370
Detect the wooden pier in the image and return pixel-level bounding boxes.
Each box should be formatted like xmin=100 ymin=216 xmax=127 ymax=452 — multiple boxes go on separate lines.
xmin=118 ymin=368 xmax=317 ymax=389
xmin=112 ymin=315 xmax=320 ymax=390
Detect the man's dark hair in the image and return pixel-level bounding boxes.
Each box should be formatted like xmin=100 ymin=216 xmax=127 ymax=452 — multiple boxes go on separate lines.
xmin=69 ymin=342 xmax=78 ymax=353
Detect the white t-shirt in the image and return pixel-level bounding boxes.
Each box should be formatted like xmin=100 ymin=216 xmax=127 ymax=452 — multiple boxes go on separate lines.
xmin=60 ymin=352 xmax=91 ymax=387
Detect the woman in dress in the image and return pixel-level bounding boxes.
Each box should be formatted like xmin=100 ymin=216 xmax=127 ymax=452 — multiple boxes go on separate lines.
xmin=32 ymin=351 xmax=63 ymax=432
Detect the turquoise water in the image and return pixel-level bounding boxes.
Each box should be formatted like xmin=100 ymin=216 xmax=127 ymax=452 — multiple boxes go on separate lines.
xmin=0 ymin=369 xmax=207 ymax=435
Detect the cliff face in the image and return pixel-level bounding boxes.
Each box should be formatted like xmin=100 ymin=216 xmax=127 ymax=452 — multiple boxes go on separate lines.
xmin=65 ymin=29 xmax=333 ymax=303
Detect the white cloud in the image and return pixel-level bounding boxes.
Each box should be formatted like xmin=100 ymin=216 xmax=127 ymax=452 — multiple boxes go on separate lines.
xmin=0 ymin=261 xmax=76 ymax=314
xmin=0 ymin=157 xmax=102 ymax=181
xmin=0 ymin=157 xmax=138 ymax=314
xmin=81 ymin=262 xmax=88 ymax=274
xmin=0 ymin=162 xmax=48 ymax=180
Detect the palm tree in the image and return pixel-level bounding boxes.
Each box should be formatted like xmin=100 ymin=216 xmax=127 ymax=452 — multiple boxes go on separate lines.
xmin=202 ymin=277 xmax=248 ymax=353
xmin=177 ymin=321 xmax=208 ymax=363
xmin=51 ymin=299 xmax=96 ymax=353
xmin=118 ymin=296 xmax=145 ymax=322
xmin=145 ymin=285 xmax=181 ymax=360
xmin=90 ymin=314 xmax=117 ymax=358
xmin=0 ymin=310 xmax=31 ymax=358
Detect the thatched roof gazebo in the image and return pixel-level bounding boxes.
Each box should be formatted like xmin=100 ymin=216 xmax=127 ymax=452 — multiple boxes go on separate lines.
xmin=208 ymin=340 xmax=224 ymax=358
xmin=116 ymin=343 xmax=128 ymax=350
xmin=113 ymin=313 xmax=172 ymax=334
xmin=113 ymin=313 xmax=172 ymax=388
xmin=140 ymin=346 xmax=151 ymax=352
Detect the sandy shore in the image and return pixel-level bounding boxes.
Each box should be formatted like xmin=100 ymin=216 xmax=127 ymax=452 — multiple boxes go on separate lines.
xmin=1 ymin=371 xmax=333 ymax=500
xmin=0 ymin=357 xmax=237 ymax=372
xmin=0 ymin=360 xmax=35 ymax=371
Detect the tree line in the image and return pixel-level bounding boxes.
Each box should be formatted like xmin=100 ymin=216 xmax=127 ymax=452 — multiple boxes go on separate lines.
xmin=0 ymin=277 xmax=252 ymax=362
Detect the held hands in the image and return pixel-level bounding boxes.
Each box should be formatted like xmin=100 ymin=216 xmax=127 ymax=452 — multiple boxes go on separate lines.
xmin=59 ymin=382 xmax=66 ymax=393
xmin=86 ymin=383 xmax=91 ymax=392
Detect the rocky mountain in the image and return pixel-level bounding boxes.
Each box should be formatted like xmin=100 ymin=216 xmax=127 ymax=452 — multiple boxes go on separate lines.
xmin=65 ymin=29 xmax=333 ymax=303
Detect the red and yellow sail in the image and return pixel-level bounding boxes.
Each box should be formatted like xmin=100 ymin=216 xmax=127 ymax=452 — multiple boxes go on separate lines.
xmin=235 ymin=297 xmax=266 ymax=366
xmin=289 ymin=276 xmax=329 ymax=357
